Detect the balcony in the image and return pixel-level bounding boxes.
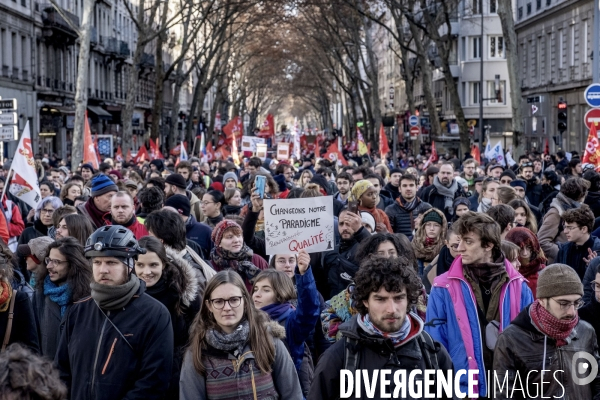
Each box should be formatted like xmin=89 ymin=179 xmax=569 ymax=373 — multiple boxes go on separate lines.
xmin=140 ymin=53 xmax=155 ymax=67
xmin=41 ymin=4 xmax=79 ymax=45
xmin=90 ymin=27 xmax=98 ymax=47
xmin=104 ymin=37 xmax=129 ymax=61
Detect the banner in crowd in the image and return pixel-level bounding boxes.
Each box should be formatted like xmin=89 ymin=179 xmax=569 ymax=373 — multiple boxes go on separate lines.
xmin=379 ymin=124 xmax=390 ymax=159
xmin=357 ymin=128 xmax=368 ymax=156
xmin=8 ymin=121 xmax=41 ymax=209
xmin=324 ymin=142 xmax=347 ymax=165
xmin=485 ymin=141 xmax=506 ymax=166
xmin=264 ymin=196 xmax=334 ymax=255
xmin=241 ymin=136 xmax=265 ymax=152
xmin=258 ymin=114 xmax=275 ymax=138
xmin=277 ymin=142 xmax=290 ymax=160
xmin=223 ymin=116 xmax=243 ymax=141
xmin=149 ymin=138 xmax=164 ymax=160
xmin=214 ymin=112 xmax=222 ymax=132
xmin=133 ymin=145 xmax=150 ymax=163
xmin=471 ymin=144 xmax=480 ymax=164
xmin=115 ymin=146 xmax=124 ymax=162
xmin=83 ymin=112 xmax=100 ymax=169
xmin=583 ymin=123 xmax=600 ymax=167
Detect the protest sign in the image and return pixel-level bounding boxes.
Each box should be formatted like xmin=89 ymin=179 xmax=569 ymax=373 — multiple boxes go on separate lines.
xmin=277 ymin=143 xmax=290 ymax=160
xmin=264 ymin=196 xmax=334 ymax=255
xmin=241 ymin=136 xmax=265 ymax=152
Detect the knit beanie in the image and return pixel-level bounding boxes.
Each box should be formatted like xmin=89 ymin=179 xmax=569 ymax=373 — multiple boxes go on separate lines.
xmin=165 ymin=173 xmax=187 ymax=189
xmin=500 ymin=169 xmax=517 ymax=180
xmin=165 ymin=194 xmax=191 ymax=217
xmin=536 ymin=263 xmax=583 ymax=299
xmin=510 ymin=180 xmax=527 ymax=190
xmin=350 ymin=180 xmax=373 ymax=202
xmin=81 ymin=163 xmax=95 ymax=173
xmin=273 ymin=174 xmax=287 ymax=192
xmin=91 ymin=174 xmax=119 ymax=197
xmin=17 ymin=236 xmax=54 ymax=264
xmin=150 ymin=159 xmax=165 ymax=172
xmin=422 ymin=210 xmax=443 ymax=226
xmin=211 ymin=220 xmax=242 ymax=247
xmin=223 ymin=172 xmax=238 ymax=184
xmin=452 ymin=197 xmax=471 ymax=210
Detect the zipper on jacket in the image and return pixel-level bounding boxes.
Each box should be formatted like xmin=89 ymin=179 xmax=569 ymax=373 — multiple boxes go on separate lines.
xmin=91 ymin=311 xmax=109 ymax=399
xmin=101 ymin=338 xmax=118 ymax=375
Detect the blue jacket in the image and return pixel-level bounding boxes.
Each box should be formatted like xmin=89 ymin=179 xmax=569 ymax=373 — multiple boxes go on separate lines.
xmin=267 ymin=266 xmax=321 ymax=372
xmin=185 ymin=215 xmax=213 ymax=255
xmin=425 ymin=256 xmax=533 ymax=397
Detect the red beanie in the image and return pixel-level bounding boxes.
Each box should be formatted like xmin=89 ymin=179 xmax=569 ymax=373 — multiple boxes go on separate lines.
xmin=211 ymin=220 xmax=242 ymax=247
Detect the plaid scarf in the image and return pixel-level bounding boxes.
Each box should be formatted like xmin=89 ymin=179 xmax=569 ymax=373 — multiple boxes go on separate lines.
xmin=357 ymin=312 xmax=412 ymax=347
xmin=530 ymin=300 xmax=578 ymax=347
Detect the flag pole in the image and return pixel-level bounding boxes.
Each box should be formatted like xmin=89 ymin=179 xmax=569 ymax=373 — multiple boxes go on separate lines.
xmin=0 ymin=165 xmax=14 ymax=202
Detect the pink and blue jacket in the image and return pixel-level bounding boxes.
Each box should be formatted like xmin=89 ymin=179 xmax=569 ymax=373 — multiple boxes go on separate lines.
xmin=425 ymin=255 xmax=534 ymax=397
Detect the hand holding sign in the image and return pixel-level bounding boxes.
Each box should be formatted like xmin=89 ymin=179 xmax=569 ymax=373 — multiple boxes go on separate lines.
xmin=297 ymin=250 xmax=311 ymax=275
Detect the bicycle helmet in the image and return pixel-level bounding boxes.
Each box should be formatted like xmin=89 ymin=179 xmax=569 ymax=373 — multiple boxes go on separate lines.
xmin=84 ymin=225 xmax=146 ymax=259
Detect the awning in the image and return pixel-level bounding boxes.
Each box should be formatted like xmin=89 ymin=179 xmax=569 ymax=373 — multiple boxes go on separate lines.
xmin=56 ymin=106 xmax=76 ymax=115
xmin=88 ymin=106 xmax=112 ymax=120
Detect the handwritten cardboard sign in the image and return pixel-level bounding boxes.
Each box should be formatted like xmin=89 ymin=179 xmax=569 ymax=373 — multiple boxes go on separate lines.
xmin=264 ymin=196 xmax=334 ymax=255
xmin=241 ymin=136 xmax=265 ymax=152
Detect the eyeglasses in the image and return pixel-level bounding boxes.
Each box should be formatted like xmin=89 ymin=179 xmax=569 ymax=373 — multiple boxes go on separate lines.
xmin=500 ymin=179 xmax=513 ymax=184
xmin=208 ymin=296 xmax=243 ymax=309
xmin=45 ymin=257 xmax=68 ymax=266
xmin=563 ymin=224 xmax=580 ymax=232
xmin=551 ymin=297 xmax=584 ymax=310
xmin=591 ymin=282 xmax=600 ymax=292
xmin=40 ymin=209 xmax=54 ymax=215
xmin=201 ymin=201 xmax=215 ymax=206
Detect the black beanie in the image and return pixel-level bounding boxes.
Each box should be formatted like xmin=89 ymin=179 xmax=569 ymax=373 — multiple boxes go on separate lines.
xmin=165 ymin=194 xmax=191 ymax=217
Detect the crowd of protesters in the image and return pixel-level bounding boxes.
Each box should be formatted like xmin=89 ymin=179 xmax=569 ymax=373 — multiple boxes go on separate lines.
xmin=1 ymin=148 xmax=600 ymax=399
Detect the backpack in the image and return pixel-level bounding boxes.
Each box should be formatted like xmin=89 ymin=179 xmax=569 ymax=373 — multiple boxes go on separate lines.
xmin=11 ymin=270 xmax=34 ymax=301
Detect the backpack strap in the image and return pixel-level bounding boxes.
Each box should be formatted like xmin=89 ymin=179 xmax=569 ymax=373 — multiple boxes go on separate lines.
xmin=417 ymin=331 xmax=439 ymax=370
xmin=2 ymin=289 xmax=17 ymax=352
xmin=343 ymin=337 xmax=360 ymax=372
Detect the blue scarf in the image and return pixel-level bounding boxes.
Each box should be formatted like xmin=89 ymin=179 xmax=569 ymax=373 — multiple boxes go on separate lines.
xmin=262 ymin=302 xmax=294 ymax=322
xmin=43 ymin=275 xmax=72 ymax=317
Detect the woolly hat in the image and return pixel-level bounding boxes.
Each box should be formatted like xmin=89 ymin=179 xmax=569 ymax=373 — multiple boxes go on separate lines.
xmin=455 ymin=177 xmax=468 ymax=189
xmin=91 ymin=174 xmax=118 ymax=197
xmin=273 ymin=174 xmax=287 ymax=192
xmin=422 ymin=209 xmax=444 ymax=226
xmin=58 ymin=166 xmax=70 ymax=176
xmin=211 ymin=220 xmax=242 ymax=247
xmin=150 ymin=159 xmax=165 ymax=172
xmin=165 ymin=194 xmax=191 ymax=217
xmin=389 ymin=168 xmax=403 ymax=176
xmin=350 ymin=180 xmax=373 ymax=202
xmin=210 ymin=182 xmax=224 ymax=193
xmin=81 ymin=163 xmax=95 ymax=173
xmin=510 ymin=180 xmax=527 ymax=190
xmin=452 ymin=197 xmax=471 ymax=210
xmin=536 ymin=263 xmax=583 ymax=299
xmin=360 ymin=211 xmax=376 ymax=232
xmin=17 ymin=236 xmax=54 ymax=264
xmin=223 ymin=172 xmax=238 ymax=184
xmin=165 ymin=173 xmax=187 ymax=189
xmin=109 ymin=170 xmax=123 ymax=180
xmin=500 ymin=169 xmax=517 ymax=180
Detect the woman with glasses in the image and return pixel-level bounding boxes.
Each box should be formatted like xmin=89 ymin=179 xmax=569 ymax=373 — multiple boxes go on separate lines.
xmin=18 ymin=197 xmax=63 ymax=247
xmin=200 ymin=190 xmax=226 ymax=228
xmin=32 ymin=237 xmax=92 ymax=358
xmin=505 ymin=227 xmax=547 ymax=297
xmin=135 ymin=236 xmax=201 ymax=399
xmin=180 ymin=270 xmax=303 ymax=400
xmin=252 ymin=250 xmax=320 ymax=397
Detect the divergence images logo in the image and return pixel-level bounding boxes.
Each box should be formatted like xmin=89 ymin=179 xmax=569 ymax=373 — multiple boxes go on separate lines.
xmin=572 ymin=351 xmax=598 ymax=386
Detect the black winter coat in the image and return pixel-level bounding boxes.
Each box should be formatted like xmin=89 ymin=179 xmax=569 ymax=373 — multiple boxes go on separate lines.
xmin=384 ymin=182 xmax=400 ymax=200
xmin=376 ymin=189 xmax=395 ymax=211
xmin=33 ymin=289 xmax=71 ymax=358
xmin=385 ymin=198 xmax=431 ymax=238
xmin=420 ymin=183 xmax=464 ymax=221
xmin=324 ymin=227 xmax=372 ymax=298
xmin=580 ymin=299 xmax=600 ymax=350
xmin=55 ymin=282 xmax=174 ymax=400
xmin=586 ymin=191 xmax=600 ymax=218
xmin=309 ymin=315 xmax=454 ymax=400
xmin=525 ymin=179 xmax=543 ymax=206
xmin=0 ymin=289 xmax=39 ymax=353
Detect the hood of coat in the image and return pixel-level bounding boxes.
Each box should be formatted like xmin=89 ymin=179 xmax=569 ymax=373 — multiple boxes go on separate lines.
xmin=165 ymin=246 xmax=199 ymax=307
xmin=265 ymin=319 xmax=287 ymax=340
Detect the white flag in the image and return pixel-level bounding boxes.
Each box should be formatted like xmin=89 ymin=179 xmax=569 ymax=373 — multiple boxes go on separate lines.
xmin=484 ymin=139 xmax=493 ymax=160
xmin=9 ymin=122 xmax=41 ymax=209
xmin=492 ymin=141 xmax=506 ymax=167
xmin=505 ymin=150 xmax=517 ymax=167
xmin=293 ymin=117 xmax=301 ymax=160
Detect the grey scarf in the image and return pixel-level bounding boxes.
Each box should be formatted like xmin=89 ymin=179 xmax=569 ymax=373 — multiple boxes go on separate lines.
xmin=432 ymin=176 xmax=459 ymax=215
xmin=478 ymin=197 xmax=492 ymax=213
xmin=205 ymin=319 xmax=250 ymax=356
xmin=90 ymin=274 xmax=141 ymax=310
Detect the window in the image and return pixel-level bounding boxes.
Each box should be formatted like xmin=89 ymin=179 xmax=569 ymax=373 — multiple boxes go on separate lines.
xmin=473 ymin=0 xmax=480 ymax=14
xmin=462 ymin=82 xmax=466 ymax=105
xmin=472 ymin=37 xmax=481 ymax=59
xmin=471 ymin=82 xmax=480 ymax=105
xmin=490 ymin=0 xmax=497 ymax=13
xmin=527 ymin=2 xmax=532 ymax=14
xmin=570 ymin=25 xmax=575 ymax=66
xmin=559 ymin=30 xmax=564 ymax=68
xmin=487 ymin=80 xmax=506 ymax=104
xmin=546 ymin=0 xmax=551 ymax=5
xmin=536 ymin=0 xmax=541 ymax=9
xmin=584 ymin=21 xmax=589 ymax=62
xmin=461 ymin=37 xmax=466 ymax=61
xmin=489 ymin=36 xmax=505 ymax=58
xmin=518 ymin=6 xmax=523 ymax=19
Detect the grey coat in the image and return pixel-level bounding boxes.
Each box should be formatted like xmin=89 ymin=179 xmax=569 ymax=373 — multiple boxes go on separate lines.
xmin=33 ymin=289 xmax=69 ymax=359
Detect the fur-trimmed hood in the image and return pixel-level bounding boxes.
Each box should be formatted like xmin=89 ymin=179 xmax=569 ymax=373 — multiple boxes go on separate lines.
xmin=165 ymin=247 xmax=199 ymax=307
xmin=265 ymin=319 xmax=287 ymax=340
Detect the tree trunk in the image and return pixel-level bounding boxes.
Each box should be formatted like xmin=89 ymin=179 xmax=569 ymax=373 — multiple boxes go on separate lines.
xmin=150 ymin=2 xmax=168 ymax=141
xmin=121 ymin=43 xmax=144 ymax=156
xmin=363 ymin=17 xmax=382 ymax=147
xmin=443 ymin=68 xmax=470 ymax=155
xmin=498 ymin=0 xmax=524 ymax=156
xmin=71 ymin=0 xmax=93 ymax=171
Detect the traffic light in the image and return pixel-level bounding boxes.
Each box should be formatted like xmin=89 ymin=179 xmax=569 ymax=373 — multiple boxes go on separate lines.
xmin=557 ymin=101 xmax=567 ymax=133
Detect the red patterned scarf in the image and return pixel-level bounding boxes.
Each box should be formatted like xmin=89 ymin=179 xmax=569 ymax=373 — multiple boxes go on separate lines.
xmin=0 ymin=280 xmax=12 ymax=312
xmin=530 ymin=300 xmax=578 ymax=347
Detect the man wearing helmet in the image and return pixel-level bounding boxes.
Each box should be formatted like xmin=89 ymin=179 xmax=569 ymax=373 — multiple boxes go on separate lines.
xmin=55 ymin=225 xmax=174 ymax=400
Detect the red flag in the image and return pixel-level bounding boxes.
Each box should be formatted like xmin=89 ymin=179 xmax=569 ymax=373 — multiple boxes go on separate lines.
xmin=422 ymin=141 xmax=438 ymax=170
xmin=258 ymin=114 xmax=275 ymax=138
xmin=471 ymin=144 xmax=481 ymax=164
xmin=205 ymin=142 xmax=215 ymax=162
xmin=223 ymin=116 xmax=243 ymax=143
xmin=583 ymin=123 xmax=600 ymax=167
xmin=544 ymin=138 xmax=550 ymax=156
xmin=231 ymin=137 xmax=240 ymax=165
xmin=325 ymin=142 xmax=348 ymax=165
xmin=83 ymin=112 xmax=99 ymax=169
xmin=379 ymin=124 xmax=390 ymax=159
xmin=150 ymin=138 xmax=164 ymax=160
xmin=133 ymin=145 xmax=150 ymax=163
xmin=215 ymin=146 xmax=231 ymax=160
xmin=115 ymin=146 xmax=123 ymax=162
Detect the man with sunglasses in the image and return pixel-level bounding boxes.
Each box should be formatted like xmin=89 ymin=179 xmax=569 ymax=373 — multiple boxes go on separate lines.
xmin=55 ymin=225 xmax=174 ymax=400
xmin=494 ymin=264 xmax=600 ymax=399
